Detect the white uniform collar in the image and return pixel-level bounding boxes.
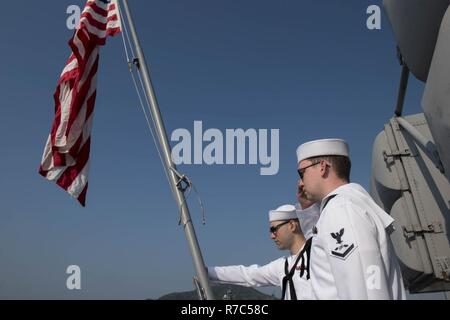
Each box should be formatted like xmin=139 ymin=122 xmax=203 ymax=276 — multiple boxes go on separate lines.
xmin=319 ymin=183 xmax=395 ymax=230
xmin=319 ymin=183 xmax=349 ymax=212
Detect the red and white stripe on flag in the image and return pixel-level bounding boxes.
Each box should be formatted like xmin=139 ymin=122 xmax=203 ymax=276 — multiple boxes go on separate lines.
xmin=39 ymin=0 xmax=121 ymax=206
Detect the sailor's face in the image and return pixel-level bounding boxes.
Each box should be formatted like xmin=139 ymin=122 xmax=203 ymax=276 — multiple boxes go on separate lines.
xmin=270 ymin=220 xmax=291 ymax=250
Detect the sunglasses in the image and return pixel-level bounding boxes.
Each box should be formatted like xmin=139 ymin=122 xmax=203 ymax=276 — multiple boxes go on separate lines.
xmin=269 ymin=220 xmax=291 ymax=235
xmin=297 ymin=161 xmax=320 ymax=180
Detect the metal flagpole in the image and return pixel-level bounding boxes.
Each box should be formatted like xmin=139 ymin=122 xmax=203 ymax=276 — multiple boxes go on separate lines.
xmin=120 ymin=0 xmax=215 ymax=300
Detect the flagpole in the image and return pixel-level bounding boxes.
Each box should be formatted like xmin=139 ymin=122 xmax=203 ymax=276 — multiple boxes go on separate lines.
xmin=120 ymin=0 xmax=215 ymax=300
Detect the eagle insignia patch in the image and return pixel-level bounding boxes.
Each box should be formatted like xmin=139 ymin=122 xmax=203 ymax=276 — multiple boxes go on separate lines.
xmin=329 ymin=228 xmax=356 ymax=260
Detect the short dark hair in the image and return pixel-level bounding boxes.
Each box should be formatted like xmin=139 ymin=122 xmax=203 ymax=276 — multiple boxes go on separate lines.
xmin=309 ymin=155 xmax=351 ymax=181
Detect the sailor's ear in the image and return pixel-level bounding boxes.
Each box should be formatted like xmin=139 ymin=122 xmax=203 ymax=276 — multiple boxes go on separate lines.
xmin=291 ymin=219 xmax=300 ymax=232
xmin=319 ymin=160 xmax=327 ymax=176
xmin=320 ymin=159 xmax=331 ymax=178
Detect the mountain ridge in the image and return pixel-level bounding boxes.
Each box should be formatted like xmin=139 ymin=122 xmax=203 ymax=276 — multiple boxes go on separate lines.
xmin=157 ymin=284 xmax=278 ymax=300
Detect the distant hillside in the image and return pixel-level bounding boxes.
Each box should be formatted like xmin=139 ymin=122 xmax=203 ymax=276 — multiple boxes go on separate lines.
xmin=157 ymin=284 xmax=279 ymax=300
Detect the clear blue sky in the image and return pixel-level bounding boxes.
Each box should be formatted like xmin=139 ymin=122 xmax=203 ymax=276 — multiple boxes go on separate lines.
xmin=0 ymin=0 xmax=438 ymax=299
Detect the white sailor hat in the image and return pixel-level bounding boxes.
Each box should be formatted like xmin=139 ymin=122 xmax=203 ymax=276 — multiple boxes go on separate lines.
xmin=296 ymin=138 xmax=349 ymax=163
xmin=269 ymin=204 xmax=297 ymax=222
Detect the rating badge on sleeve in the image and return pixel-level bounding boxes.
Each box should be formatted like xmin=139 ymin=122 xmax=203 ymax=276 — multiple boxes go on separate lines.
xmin=330 ymin=228 xmax=356 ymax=260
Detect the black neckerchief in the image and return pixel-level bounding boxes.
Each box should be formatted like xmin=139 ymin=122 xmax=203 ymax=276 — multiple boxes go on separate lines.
xmin=281 ymin=196 xmax=337 ymax=300
xmin=299 ymin=237 xmax=312 ymax=280
xmin=281 ymin=237 xmax=312 ymax=300
xmin=322 ymin=194 xmax=337 ymax=211
xmin=313 ymin=194 xmax=337 ymax=235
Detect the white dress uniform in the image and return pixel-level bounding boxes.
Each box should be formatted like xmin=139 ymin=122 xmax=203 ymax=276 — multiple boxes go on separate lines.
xmin=296 ymin=138 xmax=406 ymax=300
xmin=310 ymin=183 xmax=406 ymax=300
xmin=208 ymin=204 xmax=320 ymax=300
xmin=208 ymin=243 xmax=311 ymax=300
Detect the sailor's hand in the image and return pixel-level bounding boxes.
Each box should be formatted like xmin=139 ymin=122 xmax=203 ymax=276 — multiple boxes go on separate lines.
xmin=297 ymin=182 xmax=315 ymax=210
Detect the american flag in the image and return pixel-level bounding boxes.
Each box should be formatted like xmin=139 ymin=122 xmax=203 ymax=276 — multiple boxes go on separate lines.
xmin=39 ymin=0 xmax=121 ymax=206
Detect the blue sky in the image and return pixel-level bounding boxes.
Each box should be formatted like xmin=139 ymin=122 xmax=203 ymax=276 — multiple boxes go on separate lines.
xmin=0 ymin=0 xmax=440 ymax=299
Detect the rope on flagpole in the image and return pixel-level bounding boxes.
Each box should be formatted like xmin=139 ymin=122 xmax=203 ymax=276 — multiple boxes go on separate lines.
xmin=118 ymin=0 xmax=174 ymax=193
xmin=119 ymin=0 xmax=215 ymax=300
xmin=117 ymin=1 xmax=206 ymax=226
xmin=133 ymin=65 xmax=206 ymax=226
xmin=169 ymin=167 xmax=206 ymax=226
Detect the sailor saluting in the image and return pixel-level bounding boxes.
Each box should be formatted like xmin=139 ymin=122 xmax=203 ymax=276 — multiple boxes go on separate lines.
xmin=207 ymin=200 xmax=320 ymax=300
xmin=296 ymin=138 xmax=406 ymax=300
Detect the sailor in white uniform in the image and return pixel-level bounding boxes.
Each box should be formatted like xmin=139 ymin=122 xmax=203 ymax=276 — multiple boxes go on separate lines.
xmin=208 ymin=202 xmax=320 ymax=300
xmin=296 ymin=138 xmax=406 ymax=300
